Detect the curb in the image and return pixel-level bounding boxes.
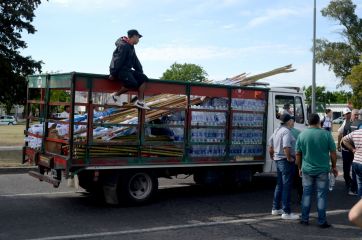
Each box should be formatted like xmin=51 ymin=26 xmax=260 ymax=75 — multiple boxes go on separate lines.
xmin=0 ymin=166 xmax=37 ymax=174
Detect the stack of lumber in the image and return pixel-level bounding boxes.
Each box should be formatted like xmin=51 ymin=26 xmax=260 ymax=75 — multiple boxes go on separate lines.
xmin=70 ymin=64 xmax=295 ymax=159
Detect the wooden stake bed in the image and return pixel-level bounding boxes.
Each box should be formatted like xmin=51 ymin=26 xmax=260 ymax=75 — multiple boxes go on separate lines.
xmin=23 ymin=71 xmax=279 ymax=172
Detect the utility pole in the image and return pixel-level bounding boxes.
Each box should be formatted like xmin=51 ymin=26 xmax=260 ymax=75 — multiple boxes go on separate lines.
xmin=312 ymin=0 xmax=317 ymax=113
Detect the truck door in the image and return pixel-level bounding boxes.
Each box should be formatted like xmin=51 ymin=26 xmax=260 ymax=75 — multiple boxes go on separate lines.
xmin=264 ymin=92 xmax=307 ymax=173
xmin=274 ymin=94 xmax=306 ymax=131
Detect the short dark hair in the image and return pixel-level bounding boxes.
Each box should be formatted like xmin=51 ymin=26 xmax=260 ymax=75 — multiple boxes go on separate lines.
xmin=308 ymin=113 xmax=320 ymax=125
xmin=325 ymin=109 xmax=332 ymax=114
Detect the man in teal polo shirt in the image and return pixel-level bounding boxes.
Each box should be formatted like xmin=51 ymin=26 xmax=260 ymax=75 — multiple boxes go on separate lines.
xmin=296 ymin=113 xmax=338 ymax=228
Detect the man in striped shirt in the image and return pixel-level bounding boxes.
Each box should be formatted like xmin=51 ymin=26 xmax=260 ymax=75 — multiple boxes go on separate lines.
xmin=342 ymin=129 xmax=362 ymax=198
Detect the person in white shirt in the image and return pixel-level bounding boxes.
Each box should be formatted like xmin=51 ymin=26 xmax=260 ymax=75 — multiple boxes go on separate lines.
xmin=59 ymin=106 xmax=70 ymax=119
xmin=321 ymin=109 xmax=332 ymax=131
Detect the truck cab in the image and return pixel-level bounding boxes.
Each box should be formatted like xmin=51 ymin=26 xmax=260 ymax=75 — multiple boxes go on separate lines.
xmin=264 ymin=87 xmax=307 ymax=173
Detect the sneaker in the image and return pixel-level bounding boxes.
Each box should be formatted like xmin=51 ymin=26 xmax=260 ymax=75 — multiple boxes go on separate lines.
xmin=319 ymin=222 xmax=331 ymax=229
xmin=134 ymin=100 xmax=150 ymax=110
xmin=106 ymin=95 xmax=122 ymax=106
xmin=281 ymin=213 xmax=300 ymax=220
xmin=348 ymin=190 xmax=358 ymax=196
xmin=271 ymin=209 xmax=284 ymax=216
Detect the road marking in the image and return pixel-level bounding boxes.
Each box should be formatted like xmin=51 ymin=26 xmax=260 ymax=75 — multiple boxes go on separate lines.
xmin=0 ymin=191 xmax=76 ymax=197
xmin=25 ymin=209 xmax=350 ymax=240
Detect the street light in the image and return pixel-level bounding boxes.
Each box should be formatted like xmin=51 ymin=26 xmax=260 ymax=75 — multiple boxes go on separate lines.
xmin=312 ymin=0 xmax=317 ymax=113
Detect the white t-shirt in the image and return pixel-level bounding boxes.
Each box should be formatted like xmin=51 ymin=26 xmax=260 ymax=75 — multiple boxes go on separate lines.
xmin=322 ymin=116 xmax=332 ymax=128
xmin=59 ymin=111 xmax=69 ymax=119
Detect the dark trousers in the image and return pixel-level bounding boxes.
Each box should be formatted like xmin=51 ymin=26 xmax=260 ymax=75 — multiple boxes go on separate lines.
xmin=294 ymin=164 xmax=303 ymax=202
xmin=118 ymin=70 xmax=148 ymax=89
xmin=342 ymin=149 xmax=357 ymax=192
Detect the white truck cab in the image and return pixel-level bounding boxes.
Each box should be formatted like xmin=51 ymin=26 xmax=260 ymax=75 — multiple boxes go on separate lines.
xmin=264 ymin=87 xmax=308 ymax=173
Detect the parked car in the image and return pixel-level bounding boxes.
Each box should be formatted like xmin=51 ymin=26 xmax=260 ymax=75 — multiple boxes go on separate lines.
xmin=332 ymin=117 xmax=344 ymax=124
xmin=0 ymin=115 xmax=17 ymax=125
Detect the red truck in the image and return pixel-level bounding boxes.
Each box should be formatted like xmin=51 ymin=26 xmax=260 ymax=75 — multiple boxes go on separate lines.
xmin=24 ymin=72 xmax=307 ymax=205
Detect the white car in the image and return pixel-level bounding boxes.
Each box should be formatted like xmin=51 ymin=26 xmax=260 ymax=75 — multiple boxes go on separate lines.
xmin=0 ymin=115 xmax=17 ymax=125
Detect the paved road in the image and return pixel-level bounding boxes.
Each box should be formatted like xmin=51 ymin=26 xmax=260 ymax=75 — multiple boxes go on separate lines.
xmin=0 ymin=172 xmax=361 ymax=240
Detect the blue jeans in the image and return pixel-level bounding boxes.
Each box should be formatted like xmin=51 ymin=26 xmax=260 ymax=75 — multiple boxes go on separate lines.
xmin=352 ymin=162 xmax=362 ymax=198
xmin=273 ymin=159 xmax=295 ymax=214
xmin=301 ymin=172 xmax=329 ymax=224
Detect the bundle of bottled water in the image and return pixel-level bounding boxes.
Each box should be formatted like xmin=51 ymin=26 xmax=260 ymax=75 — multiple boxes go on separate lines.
xmin=191 ymin=98 xmax=228 ymax=110
xmin=230 ymin=145 xmax=263 ymax=156
xmin=191 ymin=112 xmax=226 ymax=126
xmin=233 ymin=113 xmax=264 ymax=127
xmin=191 ymin=128 xmax=225 ymax=143
xmin=190 ymin=145 xmax=225 ymax=157
xmin=232 ymin=129 xmax=263 ymax=144
xmin=231 ymin=99 xmax=266 ymax=111
xmin=170 ymin=127 xmax=184 ymax=142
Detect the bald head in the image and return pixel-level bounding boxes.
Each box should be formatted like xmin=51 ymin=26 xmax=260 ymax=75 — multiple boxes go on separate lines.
xmin=352 ymin=109 xmax=359 ymax=121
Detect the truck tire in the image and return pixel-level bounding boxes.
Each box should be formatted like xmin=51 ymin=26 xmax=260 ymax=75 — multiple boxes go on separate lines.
xmin=118 ymin=171 xmax=158 ymax=205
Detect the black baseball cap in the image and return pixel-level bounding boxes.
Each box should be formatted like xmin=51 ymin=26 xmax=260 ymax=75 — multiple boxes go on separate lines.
xmin=280 ymin=113 xmax=295 ymax=124
xmin=127 ymin=29 xmax=143 ymax=38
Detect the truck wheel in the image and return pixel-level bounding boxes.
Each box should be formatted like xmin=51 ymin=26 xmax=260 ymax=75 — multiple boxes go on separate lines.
xmin=118 ymin=172 xmax=158 ymax=205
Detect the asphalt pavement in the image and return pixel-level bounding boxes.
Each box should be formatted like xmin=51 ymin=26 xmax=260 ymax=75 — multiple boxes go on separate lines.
xmin=0 ymin=171 xmax=361 ymax=240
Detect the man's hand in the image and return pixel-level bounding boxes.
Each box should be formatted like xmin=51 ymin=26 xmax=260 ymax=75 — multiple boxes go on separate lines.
xmin=337 ymin=146 xmax=341 ymax=152
xmin=332 ymin=167 xmax=338 ymax=177
xmin=299 ymin=169 xmax=302 ymax=177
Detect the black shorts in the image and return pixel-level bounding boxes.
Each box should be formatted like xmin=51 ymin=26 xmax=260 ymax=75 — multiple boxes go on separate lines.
xmin=117 ymin=70 xmax=148 ymax=89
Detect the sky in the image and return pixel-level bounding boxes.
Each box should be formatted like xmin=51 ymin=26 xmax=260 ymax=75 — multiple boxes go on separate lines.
xmin=21 ymin=0 xmax=362 ymax=91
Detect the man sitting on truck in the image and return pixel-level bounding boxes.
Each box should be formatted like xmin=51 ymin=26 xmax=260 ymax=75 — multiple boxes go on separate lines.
xmin=108 ymin=29 xmax=150 ymax=110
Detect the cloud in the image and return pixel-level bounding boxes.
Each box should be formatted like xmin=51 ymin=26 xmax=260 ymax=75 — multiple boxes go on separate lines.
xmin=222 ymin=24 xmax=236 ymax=29
xmin=246 ymin=8 xmax=300 ymax=29
xmin=138 ymin=44 xmax=305 ymax=62
xmin=265 ymin=63 xmax=350 ymax=91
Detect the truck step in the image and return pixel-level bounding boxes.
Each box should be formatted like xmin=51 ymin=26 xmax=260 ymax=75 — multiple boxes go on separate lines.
xmin=29 ymin=171 xmax=60 ymax=188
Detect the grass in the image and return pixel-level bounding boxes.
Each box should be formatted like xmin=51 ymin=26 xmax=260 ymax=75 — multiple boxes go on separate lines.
xmin=0 ymin=124 xmax=26 ymax=146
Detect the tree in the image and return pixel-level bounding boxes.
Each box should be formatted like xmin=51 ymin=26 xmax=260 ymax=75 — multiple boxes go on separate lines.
xmin=0 ymin=1 xmax=45 ymax=114
xmin=315 ymin=0 xmax=362 ymax=83
xmin=346 ymin=60 xmax=362 ymax=108
xmin=161 ymin=62 xmax=208 ymax=83
xmin=303 ymin=85 xmax=352 ymax=105
xmin=303 ymin=86 xmax=327 ymax=105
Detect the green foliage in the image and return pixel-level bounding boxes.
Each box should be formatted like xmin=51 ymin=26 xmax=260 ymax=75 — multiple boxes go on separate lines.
xmin=346 ymin=60 xmax=362 ymax=108
xmin=0 ymin=1 xmax=45 ymax=114
xmin=303 ymin=85 xmax=352 ymax=105
xmin=315 ymin=0 xmax=362 ymax=83
xmin=161 ymin=62 xmax=208 ymax=82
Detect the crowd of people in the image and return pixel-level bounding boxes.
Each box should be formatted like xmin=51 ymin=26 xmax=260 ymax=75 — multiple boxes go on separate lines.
xmin=269 ymin=107 xmax=362 ymax=228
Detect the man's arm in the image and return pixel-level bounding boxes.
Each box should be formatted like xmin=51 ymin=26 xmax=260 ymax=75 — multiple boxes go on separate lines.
xmin=349 ymin=199 xmax=362 ymax=228
xmin=268 ymin=146 xmax=274 ymax=160
xmin=342 ymin=135 xmax=356 ymax=153
xmin=337 ymin=133 xmax=343 ymax=152
xmin=337 ymin=121 xmax=345 ymax=151
xmin=133 ymin=54 xmax=143 ymax=73
xmin=296 ymin=151 xmax=302 ymax=176
xmin=330 ymin=151 xmax=338 ymax=177
xmin=283 ymin=147 xmax=292 ymax=162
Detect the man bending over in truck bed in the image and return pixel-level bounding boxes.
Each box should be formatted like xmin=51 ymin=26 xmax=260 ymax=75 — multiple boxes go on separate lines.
xmin=108 ymin=29 xmax=150 ymax=110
